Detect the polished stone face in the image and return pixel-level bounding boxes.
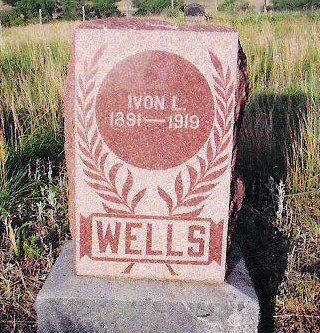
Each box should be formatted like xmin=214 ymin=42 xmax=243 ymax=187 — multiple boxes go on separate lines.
xmin=95 ymin=50 xmax=215 ymax=170
xmin=65 ymin=18 xmax=239 ymax=282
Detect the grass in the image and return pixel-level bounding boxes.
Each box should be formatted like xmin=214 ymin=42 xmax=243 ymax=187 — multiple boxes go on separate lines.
xmin=0 ymin=12 xmax=319 ymax=333
xmin=0 ymin=22 xmax=75 ymax=333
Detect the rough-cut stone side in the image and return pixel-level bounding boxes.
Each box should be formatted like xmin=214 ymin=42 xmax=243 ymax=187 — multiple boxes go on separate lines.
xmin=227 ymin=42 xmax=249 ymax=255
xmin=64 ymin=40 xmax=76 ymax=250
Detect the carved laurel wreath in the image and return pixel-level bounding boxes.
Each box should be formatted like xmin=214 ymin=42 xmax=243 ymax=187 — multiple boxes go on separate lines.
xmin=157 ymin=52 xmax=235 ymax=217
xmin=76 ymin=46 xmax=146 ymax=215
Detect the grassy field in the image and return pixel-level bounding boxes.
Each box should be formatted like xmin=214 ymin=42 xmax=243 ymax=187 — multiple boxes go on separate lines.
xmin=0 ymin=12 xmax=319 ymax=333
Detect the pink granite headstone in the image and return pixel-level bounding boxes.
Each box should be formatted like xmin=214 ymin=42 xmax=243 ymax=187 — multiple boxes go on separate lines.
xmin=65 ymin=18 xmax=248 ymax=283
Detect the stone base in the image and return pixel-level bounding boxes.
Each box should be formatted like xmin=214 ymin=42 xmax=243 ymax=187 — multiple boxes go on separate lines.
xmin=36 ymin=241 xmax=260 ymax=333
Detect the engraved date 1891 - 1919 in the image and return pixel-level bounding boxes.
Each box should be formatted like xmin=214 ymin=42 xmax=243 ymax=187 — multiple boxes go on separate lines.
xmin=109 ymin=94 xmax=200 ymax=130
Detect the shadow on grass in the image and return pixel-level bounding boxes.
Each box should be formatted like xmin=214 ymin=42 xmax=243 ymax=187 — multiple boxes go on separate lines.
xmin=236 ymin=92 xmax=308 ymax=332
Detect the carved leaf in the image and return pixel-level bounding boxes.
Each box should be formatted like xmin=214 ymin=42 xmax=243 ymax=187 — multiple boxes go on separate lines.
xmin=86 ymin=112 xmax=94 ymax=130
xmin=183 ymin=195 xmax=209 ymax=207
xmin=215 ymin=85 xmax=225 ymax=100
xmin=87 ymin=67 xmax=99 ymax=82
xmin=79 ymin=76 xmax=85 ymax=96
xmin=225 ymin=119 xmax=232 ymax=133
xmin=78 ymin=143 xmax=91 ymax=158
xmin=214 ymin=130 xmax=221 ymax=148
xmin=216 ymin=109 xmax=225 ymax=130
xmin=85 ymin=81 xmax=95 ymax=96
xmin=80 ymin=157 xmax=99 ymax=173
xmin=187 ymin=165 xmax=198 ymax=191
xmin=219 ymin=135 xmax=232 ymax=153
xmin=174 ymin=206 xmax=204 ymax=218
xmin=228 ymin=100 xmax=235 ymax=114
xmin=94 ymin=140 xmax=103 ymax=161
xmin=158 ymin=187 xmax=173 ymax=213
xmin=98 ymin=193 xmax=123 ymax=204
xmin=131 ymin=188 xmax=146 ymax=212
xmin=227 ymin=83 xmax=235 ymax=100
xmin=216 ymin=98 xmax=226 ymax=116
xmin=85 ymin=97 xmax=94 ymax=114
xmin=103 ymin=203 xmax=129 ymax=215
xmin=83 ymin=169 xmax=106 ymax=182
xmin=76 ymin=95 xmax=83 ymax=109
xmin=122 ymin=170 xmax=133 ymax=202
xmin=91 ymin=45 xmax=106 ymax=68
xmin=192 ymin=183 xmax=216 ymax=195
xmin=226 ymin=67 xmax=231 ymax=85
xmin=212 ymin=75 xmax=224 ymax=88
xmin=86 ymin=181 xmax=112 ymax=192
xmin=109 ymin=163 xmax=122 ymax=187
xmin=201 ymin=165 xmax=228 ymax=183
xmin=90 ymin=131 xmax=98 ymax=149
xmin=211 ymin=154 xmax=229 ymax=168
xmin=206 ymin=141 xmax=214 ymax=163
xmin=77 ymin=112 xmax=85 ymax=128
xmin=197 ymin=156 xmax=207 ymax=177
xmin=210 ymin=52 xmax=223 ymax=78
xmin=83 ymin=60 xmax=88 ymax=75
xmin=77 ymin=127 xmax=88 ymax=146
xmin=99 ymin=152 xmax=108 ymax=170
xmin=175 ymin=172 xmax=183 ymax=203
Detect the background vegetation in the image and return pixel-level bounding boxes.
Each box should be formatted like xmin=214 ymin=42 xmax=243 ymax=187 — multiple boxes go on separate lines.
xmin=0 ymin=10 xmax=319 ymax=333
xmin=1 ymin=0 xmax=320 ymax=26
xmin=272 ymin=0 xmax=320 ymax=10
xmin=0 ymin=0 xmax=121 ymax=27
xmin=133 ymin=0 xmax=183 ymax=15
xmin=217 ymin=0 xmax=253 ymax=12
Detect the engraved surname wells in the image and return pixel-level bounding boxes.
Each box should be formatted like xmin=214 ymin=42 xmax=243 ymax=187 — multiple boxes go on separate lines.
xmin=91 ymin=216 xmax=211 ymax=263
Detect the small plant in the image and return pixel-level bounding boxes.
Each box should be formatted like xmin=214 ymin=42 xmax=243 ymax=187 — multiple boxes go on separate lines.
xmin=6 ymin=220 xmax=31 ymax=258
xmin=218 ymin=0 xmax=253 ymax=13
xmin=0 ymin=9 xmax=25 ymax=27
xmin=133 ymin=0 xmax=183 ymax=15
xmin=272 ymin=0 xmax=320 ymax=10
xmin=162 ymin=6 xmax=182 ymax=18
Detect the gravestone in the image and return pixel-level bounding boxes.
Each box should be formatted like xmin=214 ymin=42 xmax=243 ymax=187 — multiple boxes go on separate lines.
xmin=184 ymin=3 xmax=206 ymax=21
xmin=66 ymin=18 xmax=244 ymax=283
xmin=36 ymin=18 xmax=258 ymax=333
